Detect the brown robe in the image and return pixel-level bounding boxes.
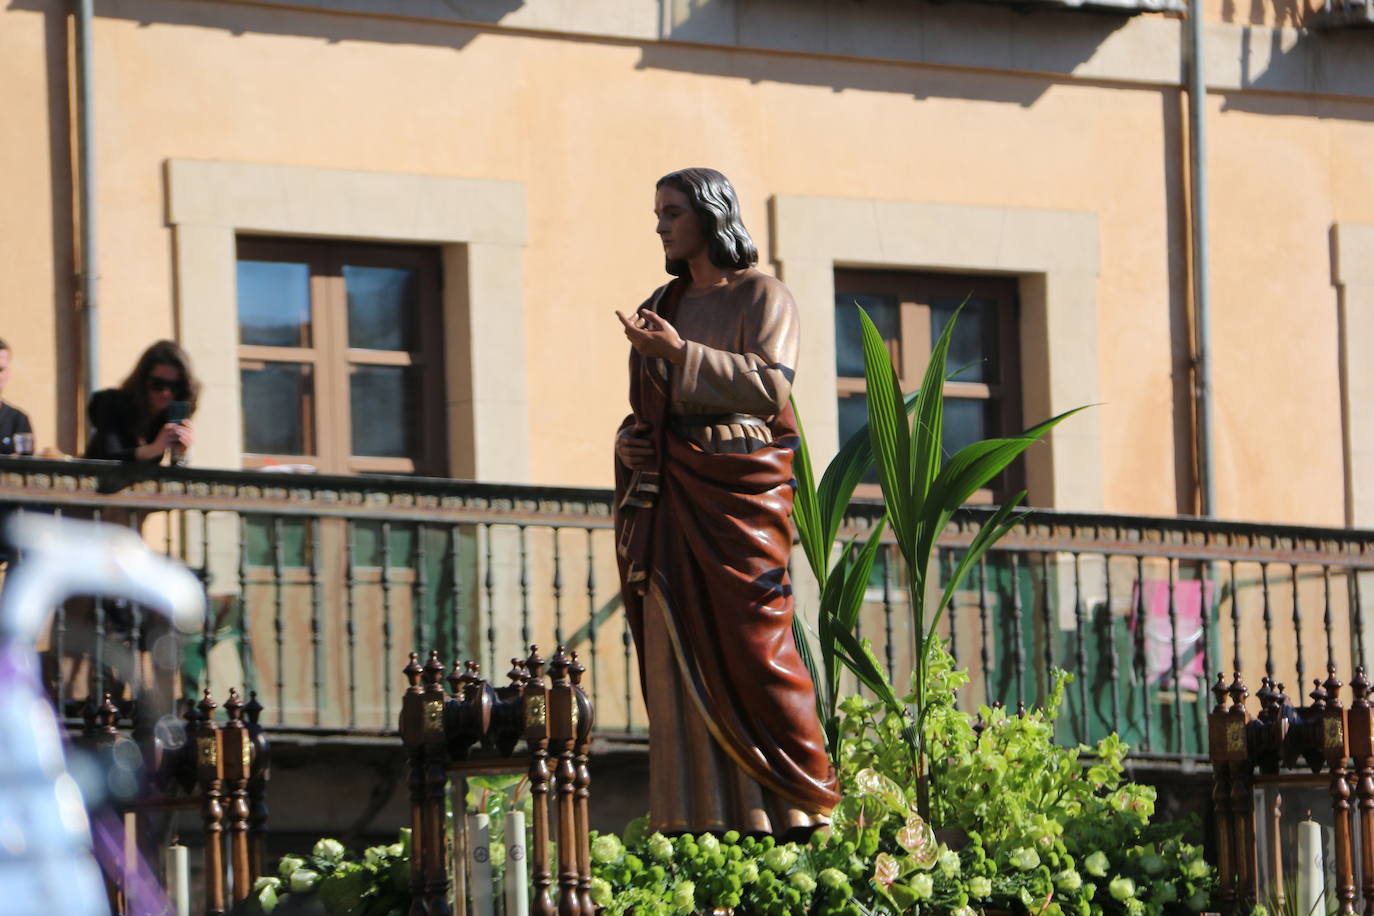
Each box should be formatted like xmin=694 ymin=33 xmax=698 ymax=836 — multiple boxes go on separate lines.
xmin=614 ymin=268 xmax=839 ymax=835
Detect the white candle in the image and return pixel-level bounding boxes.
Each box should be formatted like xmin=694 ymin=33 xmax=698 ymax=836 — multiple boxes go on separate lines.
xmin=1297 ymin=817 xmax=1326 ymax=916
xmin=467 ymin=813 xmax=494 ymax=916
xmin=163 ymin=843 xmax=190 ymax=916
xmin=504 ymin=811 xmax=529 ymax=916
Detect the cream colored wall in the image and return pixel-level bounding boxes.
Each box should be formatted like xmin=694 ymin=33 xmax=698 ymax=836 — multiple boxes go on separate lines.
xmin=0 ymin=6 xmax=75 ymax=454
xmin=4 ymin=0 xmax=1374 ymax=524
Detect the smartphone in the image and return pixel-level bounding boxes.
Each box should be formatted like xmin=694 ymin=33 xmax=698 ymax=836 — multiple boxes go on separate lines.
xmin=166 ymin=400 xmax=191 ymax=466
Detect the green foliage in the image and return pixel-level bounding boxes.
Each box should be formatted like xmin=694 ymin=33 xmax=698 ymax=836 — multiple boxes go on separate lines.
xmin=791 ymin=302 xmax=1085 ymax=798
xmin=587 ymin=645 xmax=1217 ymax=915
xmin=589 ymin=821 xmax=873 ymax=916
xmin=829 ymin=641 xmax=1217 ymax=916
xmin=252 ymin=827 xmax=411 ymax=915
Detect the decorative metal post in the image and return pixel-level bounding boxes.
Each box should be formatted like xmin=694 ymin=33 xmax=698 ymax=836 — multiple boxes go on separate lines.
xmin=195 ymin=690 xmax=226 ymax=916
xmin=401 ymin=654 xmax=427 ymax=916
xmin=1323 ymin=667 xmax=1356 ymax=916
xmin=1349 ymin=667 xmax=1374 ymax=916
xmin=1208 ymin=674 xmax=1236 ymax=914
xmin=422 ymin=652 xmax=453 ymax=916
xmin=245 ymin=690 xmax=270 ymax=883
xmin=1226 ymin=674 xmax=1257 ymax=914
xmin=221 ymin=688 xmax=253 ymax=904
xmin=524 ymin=646 xmax=556 ymax=916
xmin=548 ymin=648 xmax=581 ymax=916
xmin=570 ymin=652 xmax=595 ymax=916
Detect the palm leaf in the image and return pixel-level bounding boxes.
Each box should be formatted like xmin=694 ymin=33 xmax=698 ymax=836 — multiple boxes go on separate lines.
xmin=858 ymin=309 xmax=913 ymax=559
xmin=925 ymin=495 xmax=1028 ymax=651
xmin=815 ymin=389 xmax=922 ymax=553
xmin=792 ymin=613 xmax=828 ymax=746
xmin=832 ymin=628 xmax=903 ymax=715
xmin=789 ymin=396 xmax=827 ymax=583
xmin=917 ymin=406 xmax=1089 ymax=571
xmin=836 ymin=521 xmax=886 ymax=636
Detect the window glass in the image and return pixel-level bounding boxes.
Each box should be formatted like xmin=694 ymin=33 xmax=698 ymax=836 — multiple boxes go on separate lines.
xmin=241 ymin=363 xmax=313 ymax=455
xmin=931 ymin=297 xmax=997 ymax=384
xmin=345 ymin=265 xmax=416 ymax=351
xmin=837 ymin=393 xmax=880 ymax=484
xmin=350 ymin=365 xmax=411 ymax=458
xmin=834 ymin=293 xmax=899 ymax=378
xmin=238 ymin=260 xmax=312 ymax=347
xmin=942 ymin=397 xmax=988 ymax=458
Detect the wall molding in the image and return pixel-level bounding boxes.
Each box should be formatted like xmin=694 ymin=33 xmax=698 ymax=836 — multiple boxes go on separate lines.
xmin=772 ymin=194 xmax=1103 ymax=511
xmin=165 ymin=159 xmax=529 ymax=481
xmin=1333 ymin=222 xmax=1374 ymax=527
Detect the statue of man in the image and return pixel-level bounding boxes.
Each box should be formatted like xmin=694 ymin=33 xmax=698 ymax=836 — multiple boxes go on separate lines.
xmin=613 ymin=167 xmax=838 ymax=837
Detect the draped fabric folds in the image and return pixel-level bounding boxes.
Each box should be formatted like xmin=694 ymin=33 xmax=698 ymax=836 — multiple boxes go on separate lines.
xmin=614 ymin=273 xmax=839 ymax=828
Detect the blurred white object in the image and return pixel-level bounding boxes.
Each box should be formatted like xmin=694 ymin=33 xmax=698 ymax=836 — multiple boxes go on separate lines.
xmin=0 ymin=512 xmax=206 ymax=916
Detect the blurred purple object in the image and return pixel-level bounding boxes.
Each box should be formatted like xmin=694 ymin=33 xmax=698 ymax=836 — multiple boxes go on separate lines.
xmin=0 ymin=512 xmax=205 ymax=916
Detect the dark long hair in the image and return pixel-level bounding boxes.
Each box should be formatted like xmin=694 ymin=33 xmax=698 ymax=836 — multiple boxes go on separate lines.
xmin=118 ymin=339 xmax=201 ymax=428
xmin=656 ymin=168 xmax=759 ymax=277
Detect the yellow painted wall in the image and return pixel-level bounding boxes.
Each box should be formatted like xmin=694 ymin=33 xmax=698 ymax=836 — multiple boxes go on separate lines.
xmin=3 ymin=0 xmax=1373 ymax=526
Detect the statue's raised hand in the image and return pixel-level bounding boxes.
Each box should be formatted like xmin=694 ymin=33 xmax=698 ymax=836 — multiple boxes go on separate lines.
xmin=616 ymin=308 xmax=686 ymax=365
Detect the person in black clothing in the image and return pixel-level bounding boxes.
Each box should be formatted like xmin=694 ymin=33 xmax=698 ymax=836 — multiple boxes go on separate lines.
xmin=0 ymin=339 xmax=34 ymax=455
xmin=86 ymin=339 xmax=198 ymax=463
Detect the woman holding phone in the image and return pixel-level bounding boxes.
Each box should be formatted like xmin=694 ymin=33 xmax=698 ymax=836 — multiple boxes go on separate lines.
xmin=85 ymin=340 xmax=198 ymax=464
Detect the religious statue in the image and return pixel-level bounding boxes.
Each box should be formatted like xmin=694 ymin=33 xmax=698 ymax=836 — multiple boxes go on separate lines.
xmin=613 ymin=167 xmax=839 ymax=838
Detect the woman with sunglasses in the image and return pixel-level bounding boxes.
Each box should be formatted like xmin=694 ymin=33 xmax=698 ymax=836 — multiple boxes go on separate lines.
xmin=85 ymin=340 xmax=199 ymax=464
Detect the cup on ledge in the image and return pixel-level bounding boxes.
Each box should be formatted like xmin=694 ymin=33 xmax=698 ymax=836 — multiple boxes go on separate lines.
xmin=13 ymin=433 xmax=33 ymax=457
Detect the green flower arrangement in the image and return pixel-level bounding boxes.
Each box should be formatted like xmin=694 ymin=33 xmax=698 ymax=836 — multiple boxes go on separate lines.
xmin=584 ymin=644 xmax=1216 ymax=915
xmin=249 ymin=831 xmax=412 ymax=915
xmin=821 ymin=643 xmax=1216 ymax=916
xmin=588 ymin=821 xmax=869 ymax=916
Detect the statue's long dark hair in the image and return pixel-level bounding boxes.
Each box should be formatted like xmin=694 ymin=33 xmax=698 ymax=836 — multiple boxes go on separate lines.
xmin=657 ymin=168 xmax=759 ymax=277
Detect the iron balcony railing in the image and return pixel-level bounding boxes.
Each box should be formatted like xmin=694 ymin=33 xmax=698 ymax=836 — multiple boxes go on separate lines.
xmin=1 ymin=457 xmax=1371 ymax=761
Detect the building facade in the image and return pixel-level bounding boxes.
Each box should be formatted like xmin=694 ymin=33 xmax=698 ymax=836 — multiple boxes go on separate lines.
xmin=3 ymin=0 xmax=1373 ymax=525
xmin=4 ymin=0 xmax=1374 ymax=840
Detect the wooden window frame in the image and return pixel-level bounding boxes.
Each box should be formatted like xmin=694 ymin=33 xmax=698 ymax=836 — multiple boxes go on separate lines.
xmin=237 ymin=237 xmax=446 ymax=476
xmin=834 ymin=269 xmax=1023 ymax=504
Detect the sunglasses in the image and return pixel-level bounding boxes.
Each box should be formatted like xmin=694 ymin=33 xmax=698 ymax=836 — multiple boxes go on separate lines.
xmin=147 ymin=377 xmax=185 ymax=395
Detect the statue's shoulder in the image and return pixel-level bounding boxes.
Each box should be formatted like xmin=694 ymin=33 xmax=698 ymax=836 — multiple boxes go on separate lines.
xmin=732 ymin=268 xmax=796 ymax=311
xmin=639 ymin=281 xmax=674 ymax=311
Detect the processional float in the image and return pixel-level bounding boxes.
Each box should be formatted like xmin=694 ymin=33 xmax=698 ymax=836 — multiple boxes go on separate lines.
xmin=400 ymin=644 xmax=594 ymax=916
xmin=1208 ymin=667 xmax=1374 ymax=916
xmin=82 ymin=685 xmax=272 ymax=916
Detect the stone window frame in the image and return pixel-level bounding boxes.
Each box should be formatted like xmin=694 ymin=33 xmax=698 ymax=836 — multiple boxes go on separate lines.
xmin=772 ymin=194 xmax=1104 ymax=511
xmin=165 ymin=159 xmax=529 ymax=482
xmin=1333 ymin=222 xmax=1374 ymax=528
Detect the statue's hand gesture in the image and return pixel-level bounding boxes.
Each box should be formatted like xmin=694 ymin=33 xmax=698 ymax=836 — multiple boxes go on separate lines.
xmin=615 ymin=422 xmax=654 ymax=470
xmin=616 ymin=308 xmax=686 ymax=365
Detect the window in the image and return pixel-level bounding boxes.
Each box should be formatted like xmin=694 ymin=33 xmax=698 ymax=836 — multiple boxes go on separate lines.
xmin=834 ymin=269 xmax=1022 ymax=503
xmin=236 ymin=238 xmax=446 ymax=475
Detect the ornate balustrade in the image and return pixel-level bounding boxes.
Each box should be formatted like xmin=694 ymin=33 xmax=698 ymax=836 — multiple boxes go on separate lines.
xmin=2 ymin=456 xmax=1373 ymax=760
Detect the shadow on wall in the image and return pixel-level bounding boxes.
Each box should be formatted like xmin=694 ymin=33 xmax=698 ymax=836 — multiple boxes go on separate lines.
xmin=1216 ymin=28 xmax=1374 ymax=119
xmin=5 ymin=0 xmax=525 ymax=50
xmin=1218 ymin=0 xmax=1319 ymax=29
xmin=6 ymin=0 xmax=1129 ymax=109
xmin=643 ymin=0 xmax=1140 ymax=108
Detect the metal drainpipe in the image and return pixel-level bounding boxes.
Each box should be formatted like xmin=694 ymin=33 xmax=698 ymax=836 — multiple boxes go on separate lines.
xmin=1187 ymin=0 xmax=1216 ymax=518
xmin=75 ymin=0 xmax=99 ymax=402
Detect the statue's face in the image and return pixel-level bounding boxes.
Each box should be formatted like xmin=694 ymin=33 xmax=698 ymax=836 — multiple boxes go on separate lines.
xmin=654 ymin=185 xmax=707 ymax=264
